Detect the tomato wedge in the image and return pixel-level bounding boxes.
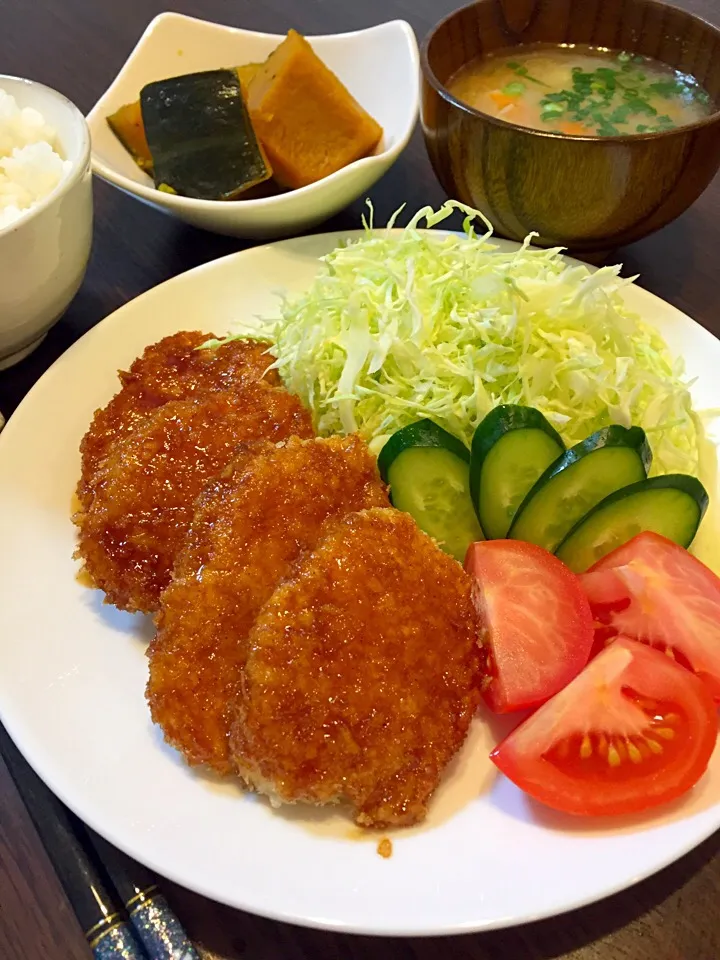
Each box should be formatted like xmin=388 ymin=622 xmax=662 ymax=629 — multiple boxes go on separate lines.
xmin=580 ymin=532 xmax=720 ymax=701
xmin=491 ymin=637 xmax=717 ymax=816
xmin=465 ymin=540 xmax=593 ymax=713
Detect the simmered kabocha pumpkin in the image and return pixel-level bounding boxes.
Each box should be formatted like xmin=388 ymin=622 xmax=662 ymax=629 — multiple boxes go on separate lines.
xmin=105 ymin=33 xmax=383 ymax=197
xmin=247 ymin=30 xmax=383 ymax=189
xmin=106 ymin=63 xmax=261 ymax=182
xmin=140 ymin=69 xmax=272 ymax=200
xmin=107 ymin=100 xmax=154 ymax=173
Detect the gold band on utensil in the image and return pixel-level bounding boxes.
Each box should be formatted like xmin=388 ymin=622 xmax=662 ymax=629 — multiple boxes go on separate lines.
xmin=126 ymin=884 xmax=159 ymax=913
xmin=86 ymin=912 xmax=123 ymax=946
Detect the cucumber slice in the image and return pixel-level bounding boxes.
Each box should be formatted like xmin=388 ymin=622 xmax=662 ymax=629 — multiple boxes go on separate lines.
xmin=378 ymin=419 xmax=483 ymax=561
xmin=470 ymin=405 xmax=565 ymax=539
xmin=556 ymin=474 xmax=708 ymax=572
xmin=509 ymin=425 xmax=652 ymax=553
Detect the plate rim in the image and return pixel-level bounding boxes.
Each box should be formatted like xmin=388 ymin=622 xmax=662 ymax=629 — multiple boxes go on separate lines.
xmin=1 ymin=230 xmax=719 ymax=937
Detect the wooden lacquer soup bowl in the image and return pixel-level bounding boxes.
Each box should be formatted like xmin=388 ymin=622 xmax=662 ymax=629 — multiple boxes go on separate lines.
xmin=421 ymin=0 xmax=720 ymax=255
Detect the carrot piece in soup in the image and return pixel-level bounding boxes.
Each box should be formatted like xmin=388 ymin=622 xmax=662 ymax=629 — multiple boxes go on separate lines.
xmin=559 ymin=121 xmax=588 ymax=135
xmin=489 ymin=90 xmax=519 ymax=110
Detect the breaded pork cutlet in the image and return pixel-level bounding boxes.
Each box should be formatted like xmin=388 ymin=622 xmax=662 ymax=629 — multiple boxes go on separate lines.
xmin=231 ymin=508 xmax=481 ymax=828
xmin=170 ymin=438 xmax=277 ymax=579
xmin=147 ymin=435 xmax=389 ymax=774
xmin=74 ymin=383 xmax=312 ymax=613
xmin=78 ymin=332 xmax=278 ymax=506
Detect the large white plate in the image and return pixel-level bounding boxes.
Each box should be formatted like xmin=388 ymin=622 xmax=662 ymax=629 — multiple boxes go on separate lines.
xmin=1 ymin=233 xmax=719 ymax=937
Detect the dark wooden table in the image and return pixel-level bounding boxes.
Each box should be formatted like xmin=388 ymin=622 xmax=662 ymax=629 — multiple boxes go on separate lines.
xmin=2 ymin=0 xmax=720 ymax=957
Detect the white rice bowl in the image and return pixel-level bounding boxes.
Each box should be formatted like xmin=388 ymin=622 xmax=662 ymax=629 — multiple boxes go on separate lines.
xmin=0 ymin=88 xmax=71 ymax=230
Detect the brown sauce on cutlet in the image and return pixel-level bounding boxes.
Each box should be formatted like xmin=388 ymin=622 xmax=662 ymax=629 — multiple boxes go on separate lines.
xmin=75 ymin=384 xmax=313 ymax=613
xmin=146 ymin=435 xmax=389 ymax=774
xmin=232 ymin=508 xmax=481 ymax=828
xmin=77 ymin=332 xmax=279 ymax=507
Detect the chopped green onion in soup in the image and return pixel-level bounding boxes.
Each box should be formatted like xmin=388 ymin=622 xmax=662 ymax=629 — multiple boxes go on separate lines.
xmin=447 ymin=43 xmax=713 ymax=137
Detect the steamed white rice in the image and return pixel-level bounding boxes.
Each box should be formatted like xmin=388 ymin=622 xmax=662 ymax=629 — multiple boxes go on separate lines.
xmin=0 ymin=88 xmax=71 ymax=230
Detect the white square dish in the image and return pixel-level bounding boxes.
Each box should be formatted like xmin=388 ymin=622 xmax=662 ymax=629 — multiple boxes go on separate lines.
xmin=87 ymin=13 xmax=419 ymax=238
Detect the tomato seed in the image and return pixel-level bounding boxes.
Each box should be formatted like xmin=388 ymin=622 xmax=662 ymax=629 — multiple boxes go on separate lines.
xmin=654 ymin=727 xmax=675 ymax=740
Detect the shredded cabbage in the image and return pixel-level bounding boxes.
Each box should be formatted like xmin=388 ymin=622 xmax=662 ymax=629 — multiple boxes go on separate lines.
xmin=228 ymin=200 xmax=699 ymax=475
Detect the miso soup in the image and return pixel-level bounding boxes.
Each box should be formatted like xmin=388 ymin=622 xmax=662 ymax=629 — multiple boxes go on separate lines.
xmin=447 ymin=44 xmax=713 ymax=136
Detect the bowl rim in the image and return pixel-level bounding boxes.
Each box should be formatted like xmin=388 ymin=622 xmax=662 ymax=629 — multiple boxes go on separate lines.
xmin=0 ymin=74 xmax=91 ymax=240
xmin=420 ymin=0 xmax=720 ymax=143
xmin=89 ymin=15 xmax=420 ymax=211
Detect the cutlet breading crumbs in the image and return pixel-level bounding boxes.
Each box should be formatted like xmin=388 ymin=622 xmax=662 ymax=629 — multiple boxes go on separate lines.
xmin=146 ymin=435 xmax=389 ymax=774
xmin=172 ymin=438 xmax=278 ymax=579
xmin=77 ymin=332 xmax=486 ymax=830
xmin=77 ymin=332 xmax=278 ymax=506
xmin=377 ymin=838 xmax=393 ymax=859
xmin=231 ymin=507 xmax=481 ymax=828
xmin=74 ymin=383 xmax=313 ymax=613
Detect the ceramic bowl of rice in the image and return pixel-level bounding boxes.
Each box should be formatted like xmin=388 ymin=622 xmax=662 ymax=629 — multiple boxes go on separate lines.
xmin=0 ymin=76 xmax=92 ymax=369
